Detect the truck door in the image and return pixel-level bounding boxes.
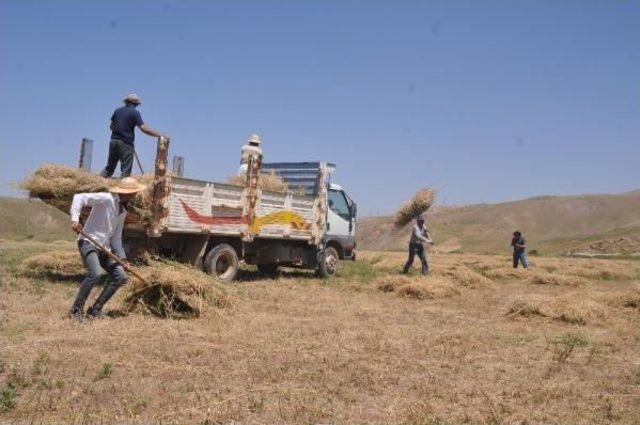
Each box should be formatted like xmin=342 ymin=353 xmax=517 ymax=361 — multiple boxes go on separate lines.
xmin=327 ymin=188 xmax=355 ymax=254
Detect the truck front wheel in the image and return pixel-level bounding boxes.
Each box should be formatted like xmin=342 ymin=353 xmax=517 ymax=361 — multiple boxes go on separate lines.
xmin=317 ymin=246 xmax=339 ymax=278
xmin=204 ymin=244 xmax=239 ymax=283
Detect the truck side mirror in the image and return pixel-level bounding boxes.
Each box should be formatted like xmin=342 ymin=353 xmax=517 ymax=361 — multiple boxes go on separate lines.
xmin=350 ymin=202 xmax=357 ymax=219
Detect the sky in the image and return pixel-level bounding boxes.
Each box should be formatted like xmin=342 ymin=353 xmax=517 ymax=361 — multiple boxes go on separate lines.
xmin=1 ymin=0 xmax=638 ymax=216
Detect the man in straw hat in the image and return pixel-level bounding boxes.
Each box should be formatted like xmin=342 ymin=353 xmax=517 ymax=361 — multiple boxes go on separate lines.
xmin=68 ymin=177 xmax=147 ymax=319
xmin=238 ymin=133 xmax=263 ymax=175
xmin=402 ymin=214 xmax=435 ymax=275
xmin=100 ymin=93 xmax=167 ymax=178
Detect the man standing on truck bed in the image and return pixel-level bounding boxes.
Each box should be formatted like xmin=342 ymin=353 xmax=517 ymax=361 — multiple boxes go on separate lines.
xmin=402 ymin=214 xmax=434 ymax=275
xmin=101 ymin=93 xmax=167 ymax=178
xmin=238 ymin=133 xmax=263 ymax=175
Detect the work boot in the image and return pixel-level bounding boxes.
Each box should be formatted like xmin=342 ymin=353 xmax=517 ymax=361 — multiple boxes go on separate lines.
xmin=86 ymin=306 xmax=109 ymax=319
xmin=68 ymin=306 xmax=84 ymax=321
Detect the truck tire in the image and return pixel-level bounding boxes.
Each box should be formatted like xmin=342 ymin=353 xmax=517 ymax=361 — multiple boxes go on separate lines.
xmin=204 ymin=244 xmax=239 ymax=283
xmin=257 ymin=264 xmax=279 ymax=278
xmin=317 ymin=246 xmax=339 ymax=278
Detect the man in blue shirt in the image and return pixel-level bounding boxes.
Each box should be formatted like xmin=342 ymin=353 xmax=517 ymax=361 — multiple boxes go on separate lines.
xmin=100 ymin=93 xmax=167 ymax=177
xmin=511 ymin=231 xmax=528 ymax=268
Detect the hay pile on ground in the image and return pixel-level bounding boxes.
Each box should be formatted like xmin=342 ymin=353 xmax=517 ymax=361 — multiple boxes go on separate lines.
xmin=375 ymin=275 xmax=460 ymax=300
xmin=506 ymin=294 xmax=607 ymax=325
xmin=21 ymin=164 xmax=154 ymax=226
xmin=18 ymin=250 xmax=84 ymax=281
xmin=528 ymin=272 xmax=588 ymax=287
xmin=227 ymin=171 xmax=289 ymax=193
xmin=394 ymin=188 xmax=436 ymax=228
xmin=435 ymin=265 xmax=492 ymax=286
xmin=123 ymin=259 xmax=232 ymax=319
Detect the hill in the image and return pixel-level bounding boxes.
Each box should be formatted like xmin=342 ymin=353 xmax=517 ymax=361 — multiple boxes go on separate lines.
xmin=356 ymin=190 xmax=640 ymax=255
xmin=0 ymin=196 xmax=73 ymax=242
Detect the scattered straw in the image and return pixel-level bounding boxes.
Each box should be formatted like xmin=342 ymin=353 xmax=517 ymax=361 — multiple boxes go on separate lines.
xmin=18 ymin=250 xmax=84 ymax=281
xmin=123 ymin=259 xmax=232 ymax=319
xmin=394 ymin=188 xmax=436 ymax=228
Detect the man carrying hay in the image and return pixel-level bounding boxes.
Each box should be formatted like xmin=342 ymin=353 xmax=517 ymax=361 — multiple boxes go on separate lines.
xmin=402 ymin=215 xmax=434 ymax=275
xmin=101 ymin=93 xmax=167 ymax=178
xmin=68 ymin=177 xmax=146 ymax=319
xmin=511 ymin=231 xmax=528 ymax=269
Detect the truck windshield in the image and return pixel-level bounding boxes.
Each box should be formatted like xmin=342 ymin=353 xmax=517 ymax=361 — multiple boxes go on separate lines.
xmin=328 ymin=189 xmax=351 ymax=220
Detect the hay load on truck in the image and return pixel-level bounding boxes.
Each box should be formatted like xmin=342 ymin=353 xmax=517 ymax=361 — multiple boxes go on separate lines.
xmin=122 ymin=137 xmax=357 ymax=281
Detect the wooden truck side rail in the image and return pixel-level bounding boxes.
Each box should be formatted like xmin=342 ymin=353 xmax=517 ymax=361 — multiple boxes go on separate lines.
xmin=144 ymin=137 xmax=325 ymax=243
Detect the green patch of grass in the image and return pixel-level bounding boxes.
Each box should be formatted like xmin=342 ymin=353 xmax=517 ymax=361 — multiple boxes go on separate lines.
xmin=95 ymin=363 xmax=113 ymax=381
xmin=1 ymin=385 xmax=15 ymax=411
xmin=336 ymin=260 xmax=378 ymax=283
xmin=549 ymin=332 xmax=589 ymax=363
xmin=31 ymin=353 xmax=50 ymax=376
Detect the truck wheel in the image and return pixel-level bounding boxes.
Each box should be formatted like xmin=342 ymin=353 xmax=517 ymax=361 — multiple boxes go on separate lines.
xmin=204 ymin=244 xmax=239 ymax=283
xmin=317 ymin=246 xmax=339 ymax=278
xmin=257 ymin=264 xmax=279 ymax=278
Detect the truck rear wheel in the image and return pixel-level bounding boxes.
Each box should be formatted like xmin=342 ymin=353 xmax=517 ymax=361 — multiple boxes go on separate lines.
xmin=317 ymin=246 xmax=339 ymax=278
xmin=204 ymin=244 xmax=239 ymax=283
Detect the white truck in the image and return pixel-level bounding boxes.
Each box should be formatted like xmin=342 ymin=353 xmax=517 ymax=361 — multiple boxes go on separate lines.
xmin=125 ymin=138 xmax=357 ymax=281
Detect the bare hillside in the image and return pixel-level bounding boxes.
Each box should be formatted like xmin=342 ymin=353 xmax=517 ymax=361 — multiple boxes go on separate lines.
xmin=357 ymin=191 xmax=640 ymax=255
xmin=0 ymin=197 xmax=72 ymax=242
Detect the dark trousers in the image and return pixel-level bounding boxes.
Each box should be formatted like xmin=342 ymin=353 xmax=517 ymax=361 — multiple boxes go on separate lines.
xmin=101 ymin=139 xmax=134 ymax=178
xmin=70 ymin=240 xmax=127 ymax=313
xmin=403 ymin=243 xmax=429 ymax=275
xmin=513 ymin=251 xmax=528 ymax=268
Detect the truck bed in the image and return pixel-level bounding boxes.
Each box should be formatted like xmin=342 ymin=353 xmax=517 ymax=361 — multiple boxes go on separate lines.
xmin=165 ymin=176 xmax=318 ymax=241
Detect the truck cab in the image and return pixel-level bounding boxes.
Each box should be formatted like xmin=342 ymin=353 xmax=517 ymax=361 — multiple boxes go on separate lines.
xmin=326 ymin=183 xmax=357 ymax=260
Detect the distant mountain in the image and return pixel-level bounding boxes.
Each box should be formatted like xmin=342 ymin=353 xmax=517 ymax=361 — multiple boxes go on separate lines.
xmin=2 ymin=191 xmax=639 ymax=255
xmin=356 ymin=190 xmax=640 ymax=255
xmin=0 ymin=197 xmax=73 ymax=242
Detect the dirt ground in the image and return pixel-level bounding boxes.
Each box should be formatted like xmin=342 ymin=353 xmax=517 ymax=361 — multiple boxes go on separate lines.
xmin=1 ymin=241 xmax=639 ymax=424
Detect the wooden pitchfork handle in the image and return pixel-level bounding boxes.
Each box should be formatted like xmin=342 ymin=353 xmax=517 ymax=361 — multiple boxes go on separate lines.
xmin=133 ymin=150 xmax=145 ymax=174
xmin=78 ymin=228 xmax=150 ymax=285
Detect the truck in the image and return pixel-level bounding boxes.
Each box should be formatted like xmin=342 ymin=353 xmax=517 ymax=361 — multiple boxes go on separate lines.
xmin=124 ymin=137 xmax=357 ymax=282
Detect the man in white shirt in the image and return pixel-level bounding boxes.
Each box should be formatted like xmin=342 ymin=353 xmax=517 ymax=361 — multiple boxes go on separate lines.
xmin=69 ymin=177 xmax=147 ymax=319
xmin=238 ymin=133 xmax=263 ymax=175
xmin=402 ymin=214 xmax=434 ymax=275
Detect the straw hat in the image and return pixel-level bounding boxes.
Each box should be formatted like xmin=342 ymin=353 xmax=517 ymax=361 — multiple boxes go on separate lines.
xmin=123 ymin=93 xmax=142 ymax=104
xmin=109 ymin=177 xmax=147 ymax=194
xmin=247 ymin=133 xmax=262 ymax=146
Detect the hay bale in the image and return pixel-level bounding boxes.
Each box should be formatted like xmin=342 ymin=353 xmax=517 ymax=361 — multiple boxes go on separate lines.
xmin=374 ymin=275 xmax=460 ymax=300
xmin=597 ymin=291 xmax=640 ymax=311
xmin=18 ymin=250 xmax=85 ymax=281
xmin=393 ymin=188 xmax=436 ymax=228
xmin=436 ymin=265 xmax=492 ymax=286
xmin=227 ymin=171 xmax=289 ymax=193
xmin=529 ymin=272 xmax=588 ymax=287
xmin=506 ymin=295 xmax=607 ymax=325
xmin=123 ymin=260 xmax=231 ymax=319
xmin=20 ymin=164 xmax=154 ymax=226
xmin=547 ymin=298 xmax=607 ymax=325
xmin=506 ymin=299 xmax=546 ymax=317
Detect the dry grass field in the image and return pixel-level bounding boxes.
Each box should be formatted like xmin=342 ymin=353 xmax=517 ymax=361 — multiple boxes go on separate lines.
xmin=1 ymin=241 xmax=639 ymax=424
